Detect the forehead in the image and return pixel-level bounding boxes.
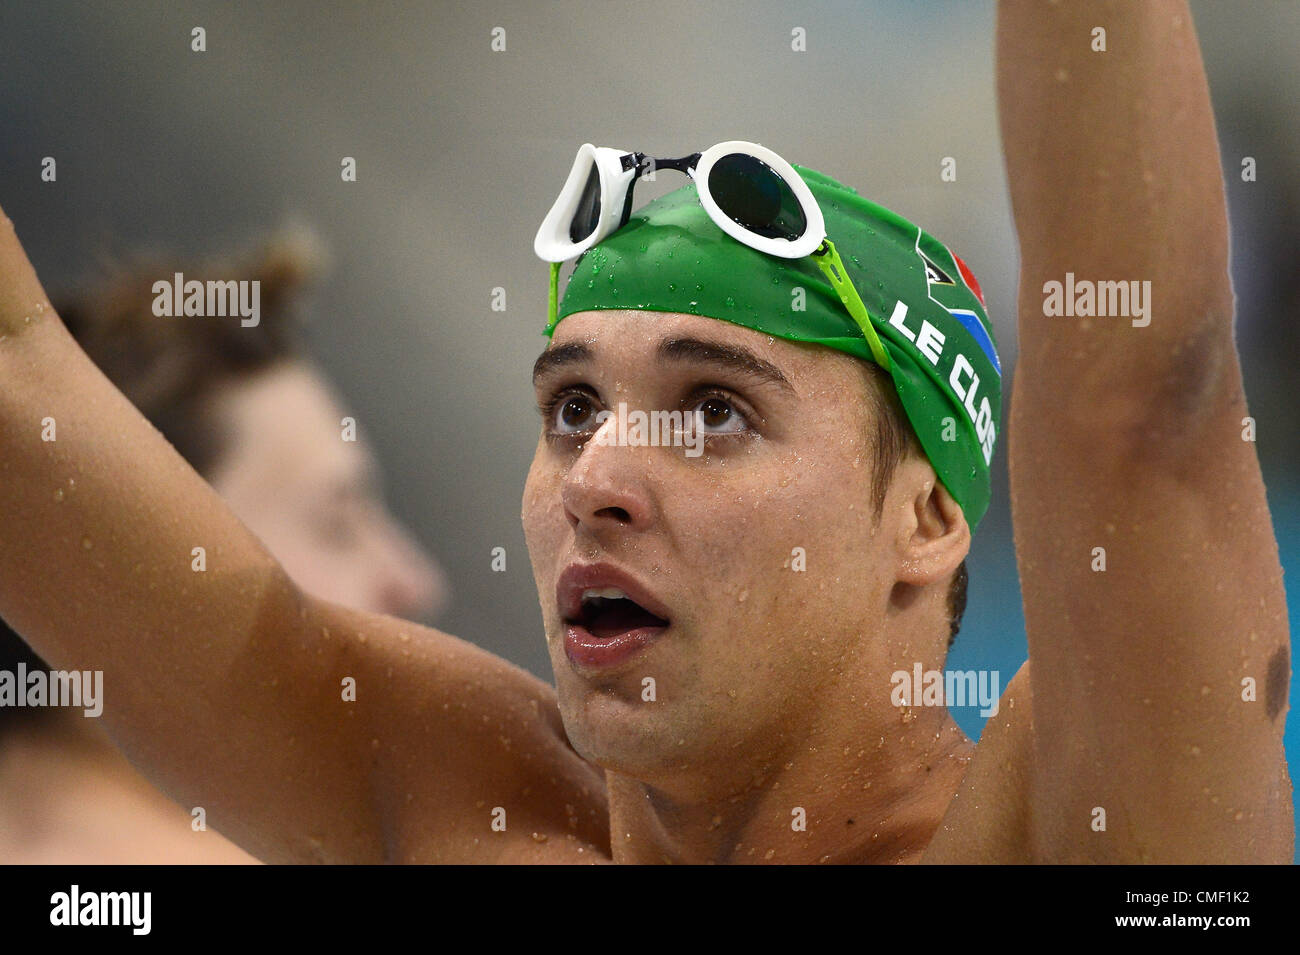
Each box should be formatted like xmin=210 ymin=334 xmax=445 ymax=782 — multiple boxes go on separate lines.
xmin=208 ymin=361 xmax=377 ymax=486
xmin=544 ymin=309 xmax=862 ymax=389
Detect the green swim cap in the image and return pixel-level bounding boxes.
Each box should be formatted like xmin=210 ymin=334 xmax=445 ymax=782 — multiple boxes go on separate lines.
xmin=546 ymin=165 xmax=1002 ymax=530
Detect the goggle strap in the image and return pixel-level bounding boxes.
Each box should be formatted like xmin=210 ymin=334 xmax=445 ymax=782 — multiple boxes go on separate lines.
xmin=814 ymin=239 xmax=892 ymax=371
xmin=546 ymin=261 xmax=561 ymax=334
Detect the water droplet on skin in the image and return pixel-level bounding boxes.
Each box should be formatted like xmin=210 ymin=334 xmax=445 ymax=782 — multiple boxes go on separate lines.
xmin=53 ymin=488 xmax=64 ymax=501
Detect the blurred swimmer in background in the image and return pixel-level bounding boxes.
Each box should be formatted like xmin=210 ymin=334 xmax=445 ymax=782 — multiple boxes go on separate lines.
xmin=0 ymin=229 xmax=447 ymax=862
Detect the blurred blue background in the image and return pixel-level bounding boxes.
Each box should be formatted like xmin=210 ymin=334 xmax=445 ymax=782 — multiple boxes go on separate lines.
xmin=1 ymin=0 xmax=1295 ymax=859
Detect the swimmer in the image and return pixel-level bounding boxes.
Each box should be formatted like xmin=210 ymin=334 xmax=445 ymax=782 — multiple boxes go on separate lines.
xmin=0 ymin=0 xmax=1290 ymax=863
xmin=0 ymin=234 xmax=447 ymax=862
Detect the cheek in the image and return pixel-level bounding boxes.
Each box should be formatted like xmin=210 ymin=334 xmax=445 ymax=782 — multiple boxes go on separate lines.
xmin=682 ymin=449 xmax=882 ymax=673
xmin=521 ymin=448 xmax=565 ymax=558
xmin=689 ymin=449 xmax=877 ymax=589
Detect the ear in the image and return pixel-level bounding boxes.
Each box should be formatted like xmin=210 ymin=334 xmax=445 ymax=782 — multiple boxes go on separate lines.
xmin=890 ymin=458 xmax=971 ymax=587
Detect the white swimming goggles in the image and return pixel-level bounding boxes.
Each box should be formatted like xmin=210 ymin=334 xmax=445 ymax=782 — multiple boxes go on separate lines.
xmin=533 ymin=139 xmax=891 ymax=369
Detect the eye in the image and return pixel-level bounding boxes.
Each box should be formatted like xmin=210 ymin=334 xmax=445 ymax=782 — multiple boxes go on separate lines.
xmin=688 ymin=392 xmax=750 ymax=434
xmin=550 ymin=390 xmax=602 ymax=435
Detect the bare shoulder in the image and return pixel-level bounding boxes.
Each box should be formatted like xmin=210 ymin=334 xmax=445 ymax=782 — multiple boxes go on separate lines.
xmin=301 ymin=597 xmax=613 ymax=863
xmin=921 ymin=660 xmax=1034 ymax=864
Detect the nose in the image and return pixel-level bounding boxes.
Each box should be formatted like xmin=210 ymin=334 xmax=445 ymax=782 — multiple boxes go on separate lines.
xmin=372 ymin=517 xmax=450 ymax=620
xmin=560 ymin=416 xmax=656 ymax=536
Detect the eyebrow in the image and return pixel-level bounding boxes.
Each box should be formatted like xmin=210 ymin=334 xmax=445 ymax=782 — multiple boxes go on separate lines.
xmin=532 ymin=336 xmax=794 ymax=394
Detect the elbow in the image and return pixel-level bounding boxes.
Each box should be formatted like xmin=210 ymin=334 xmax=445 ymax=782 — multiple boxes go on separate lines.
xmin=1040 ymin=304 xmax=1241 ymax=456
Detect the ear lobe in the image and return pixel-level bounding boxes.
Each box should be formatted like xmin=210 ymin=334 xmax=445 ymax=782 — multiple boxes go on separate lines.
xmin=895 ymin=473 xmax=971 ymax=587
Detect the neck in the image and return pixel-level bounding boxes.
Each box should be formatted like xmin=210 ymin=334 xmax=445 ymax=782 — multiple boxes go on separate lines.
xmin=605 ymin=695 xmax=973 ymax=865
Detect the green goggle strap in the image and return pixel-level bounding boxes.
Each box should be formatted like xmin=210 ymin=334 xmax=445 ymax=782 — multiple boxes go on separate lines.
xmin=811 ymin=239 xmax=892 ymax=371
xmin=547 ymin=261 xmax=561 ymax=334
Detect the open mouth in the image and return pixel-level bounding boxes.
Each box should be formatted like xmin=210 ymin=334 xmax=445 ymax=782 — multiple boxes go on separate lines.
xmin=569 ymin=587 xmax=670 ymax=639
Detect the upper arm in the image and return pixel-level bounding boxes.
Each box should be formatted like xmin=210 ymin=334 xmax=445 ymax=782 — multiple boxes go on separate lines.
xmin=0 ymin=210 xmax=607 ymax=863
xmin=1008 ymin=322 xmax=1292 ymax=863
xmin=302 ymin=598 xmax=610 ymax=863
xmin=995 ymin=0 xmax=1292 ymax=862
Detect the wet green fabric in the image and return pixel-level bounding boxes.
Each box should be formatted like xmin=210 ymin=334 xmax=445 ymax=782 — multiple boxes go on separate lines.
xmin=548 ymin=165 xmax=1001 ymax=529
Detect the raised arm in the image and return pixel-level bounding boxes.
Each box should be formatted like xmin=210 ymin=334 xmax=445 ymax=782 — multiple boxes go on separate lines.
xmin=997 ymin=0 xmax=1291 ymax=861
xmin=0 ymin=210 xmax=606 ymax=862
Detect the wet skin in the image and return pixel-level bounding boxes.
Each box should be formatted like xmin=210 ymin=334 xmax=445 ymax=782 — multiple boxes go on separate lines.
xmin=523 ymin=308 xmax=974 ymax=863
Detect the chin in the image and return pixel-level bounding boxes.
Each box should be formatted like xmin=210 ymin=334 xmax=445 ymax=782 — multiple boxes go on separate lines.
xmin=555 ymin=687 xmax=673 ymax=774
xmin=556 ymin=680 xmax=753 ymax=791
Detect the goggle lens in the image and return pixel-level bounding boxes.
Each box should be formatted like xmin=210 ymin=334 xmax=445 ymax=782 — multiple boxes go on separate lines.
xmin=569 ymin=161 xmax=603 ymax=244
xmin=706 ymin=153 xmax=807 ymax=242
